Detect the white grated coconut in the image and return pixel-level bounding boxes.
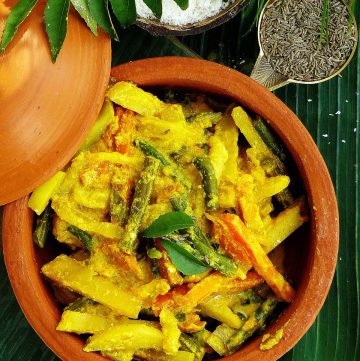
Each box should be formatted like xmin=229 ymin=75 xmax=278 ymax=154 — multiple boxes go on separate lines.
xmin=135 ymin=0 xmax=235 ymax=26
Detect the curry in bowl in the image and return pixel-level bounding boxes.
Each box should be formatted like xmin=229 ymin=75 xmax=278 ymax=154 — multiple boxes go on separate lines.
xmin=28 ymin=82 xmax=308 ymax=361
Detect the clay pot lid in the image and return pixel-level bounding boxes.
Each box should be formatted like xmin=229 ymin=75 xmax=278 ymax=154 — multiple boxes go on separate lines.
xmin=0 ymin=0 xmax=111 ymax=205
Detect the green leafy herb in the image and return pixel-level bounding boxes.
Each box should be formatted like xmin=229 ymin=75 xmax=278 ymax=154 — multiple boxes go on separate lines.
xmin=142 ymin=211 xmax=194 ymax=238
xmin=0 ymin=0 xmax=37 ymax=53
xmin=109 ymin=0 xmax=136 ymax=27
xmin=143 ymin=0 xmax=162 ymax=19
xmin=87 ymin=0 xmax=119 ymax=40
xmin=0 ymin=0 xmax=206 ymax=62
xmin=44 ymin=0 xmax=70 ymax=63
xmin=161 ymin=239 xmax=208 ymax=275
xmin=70 ymin=0 xmax=98 ymax=35
xmin=173 ymin=0 xmax=189 ymax=11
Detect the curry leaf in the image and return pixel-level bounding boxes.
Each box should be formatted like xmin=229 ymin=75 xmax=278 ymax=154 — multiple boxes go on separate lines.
xmin=142 ymin=211 xmax=194 ymax=238
xmin=70 ymin=0 xmax=98 ymax=35
xmin=161 ymin=239 xmax=208 ymax=275
xmin=109 ymin=0 xmax=136 ymax=27
xmin=87 ymin=0 xmax=119 ymax=40
xmin=44 ymin=0 xmax=70 ymax=63
xmin=173 ymin=0 xmax=189 ymax=10
xmin=143 ymin=0 xmax=162 ymax=18
xmin=0 ymin=0 xmax=38 ymax=52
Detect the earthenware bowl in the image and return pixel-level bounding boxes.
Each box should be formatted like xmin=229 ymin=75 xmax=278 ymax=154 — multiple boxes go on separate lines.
xmin=0 ymin=0 xmax=111 ymax=205
xmin=137 ymin=0 xmax=248 ymax=36
xmin=3 ymin=57 xmax=339 ymax=361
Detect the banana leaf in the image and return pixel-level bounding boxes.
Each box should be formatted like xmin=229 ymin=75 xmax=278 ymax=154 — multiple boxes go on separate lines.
xmin=0 ymin=1 xmax=359 ymax=359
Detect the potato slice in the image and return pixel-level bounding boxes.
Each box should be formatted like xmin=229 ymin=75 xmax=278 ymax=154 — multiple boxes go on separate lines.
xmin=107 ymin=82 xmax=162 ymax=116
xmin=57 ymin=310 xmax=115 ymax=334
xmin=42 ymin=255 xmax=141 ymax=318
xmin=84 ymin=323 xmax=163 ymax=352
xmin=159 ymin=308 xmax=181 ymax=354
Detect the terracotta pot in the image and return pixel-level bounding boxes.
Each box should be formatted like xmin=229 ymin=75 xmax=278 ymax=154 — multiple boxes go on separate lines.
xmin=136 ymin=0 xmax=249 ymax=36
xmin=3 ymin=57 xmax=339 ymax=361
xmin=0 ymin=0 xmax=111 ymax=205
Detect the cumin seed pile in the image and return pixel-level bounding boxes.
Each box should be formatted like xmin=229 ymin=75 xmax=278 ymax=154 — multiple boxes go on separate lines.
xmin=260 ymin=0 xmax=356 ymax=81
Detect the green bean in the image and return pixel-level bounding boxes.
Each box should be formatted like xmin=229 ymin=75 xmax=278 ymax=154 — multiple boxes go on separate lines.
xmin=261 ymin=153 xmax=294 ymax=207
xmin=192 ymin=329 xmax=212 ymax=347
xmin=251 ymin=117 xmax=294 ymax=207
xmin=135 ymin=139 xmax=191 ymax=191
xmin=170 ymin=194 xmax=210 ymax=247
xmin=206 ymin=324 xmax=236 ymax=356
xmin=164 ymin=234 xmax=204 ymax=262
xmin=193 ymin=157 xmax=219 ymax=210
xmin=188 ymin=228 xmax=237 ymax=277
xmin=120 ymin=156 xmax=160 ymax=254
xmin=170 ymin=193 xmax=190 ymax=213
xmin=32 ymin=203 xmax=53 ymax=248
xmin=136 ymin=140 xmax=169 ymax=165
xmin=253 ymin=116 xmax=286 ymax=161
xmin=263 ymin=155 xmax=294 ymax=208
xmin=67 ymin=225 xmax=93 ymax=251
xmin=236 ymin=289 xmax=263 ymax=305
xmin=226 ymin=297 xmax=278 ymax=353
xmin=109 ymin=188 xmax=127 ymax=225
xmin=186 ymin=112 xmax=222 ymax=126
xmin=180 ymin=333 xmax=206 ymax=361
xmin=171 ymin=194 xmax=236 ymax=276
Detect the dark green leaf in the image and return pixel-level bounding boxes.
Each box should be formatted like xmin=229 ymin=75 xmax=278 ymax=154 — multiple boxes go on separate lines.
xmin=87 ymin=0 xmax=118 ymax=40
xmin=142 ymin=211 xmax=194 ymax=238
xmin=44 ymin=0 xmax=70 ymax=63
xmin=173 ymin=0 xmax=189 ymax=10
xmin=70 ymin=0 xmax=97 ymax=35
xmin=143 ymin=0 xmax=162 ymax=18
xmin=109 ymin=0 xmax=136 ymax=27
xmin=161 ymin=239 xmax=208 ymax=275
xmin=0 ymin=0 xmax=37 ymax=52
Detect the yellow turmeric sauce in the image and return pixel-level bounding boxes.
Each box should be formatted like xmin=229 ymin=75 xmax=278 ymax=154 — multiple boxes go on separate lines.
xmin=29 ymin=83 xmax=308 ymax=361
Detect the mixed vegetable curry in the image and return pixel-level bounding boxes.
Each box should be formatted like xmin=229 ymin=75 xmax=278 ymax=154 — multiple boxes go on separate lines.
xmin=29 ymin=82 xmax=308 ymax=361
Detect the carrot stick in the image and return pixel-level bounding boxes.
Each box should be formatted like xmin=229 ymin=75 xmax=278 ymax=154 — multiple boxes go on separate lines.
xmin=177 ymin=271 xmax=263 ymax=311
xmin=221 ymin=214 xmax=295 ymax=302
xmin=152 ymin=284 xmax=190 ymax=316
xmin=210 ymin=216 xmax=252 ymax=269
